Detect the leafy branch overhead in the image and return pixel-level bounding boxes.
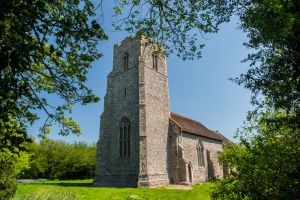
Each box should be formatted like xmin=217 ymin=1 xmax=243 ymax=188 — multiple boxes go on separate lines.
xmin=232 ymin=0 xmax=300 ymax=112
xmin=113 ymin=0 xmax=299 ymax=112
xmin=0 ymin=0 xmax=108 ymax=136
xmin=112 ymin=0 xmax=235 ymax=60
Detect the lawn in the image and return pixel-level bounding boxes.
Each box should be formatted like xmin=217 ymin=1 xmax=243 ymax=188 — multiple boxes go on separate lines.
xmin=14 ymin=179 xmax=215 ymax=200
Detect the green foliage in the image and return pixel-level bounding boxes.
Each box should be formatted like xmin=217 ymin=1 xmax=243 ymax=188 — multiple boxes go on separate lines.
xmin=0 ymin=115 xmax=31 ymax=155
xmin=211 ymin=111 xmax=300 ymax=200
xmin=0 ymin=159 xmax=17 ymax=200
xmin=14 ymin=179 xmax=214 ymax=200
xmin=0 ymin=0 xmax=107 ymax=137
xmin=0 ymin=147 xmax=30 ymax=200
xmin=0 ymin=116 xmax=31 ymax=200
xmin=21 ymin=139 xmax=96 ymax=180
xmin=112 ymin=0 xmax=235 ymax=60
xmin=211 ymin=1 xmax=300 ymax=199
xmin=233 ymin=0 xmax=300 ymax=111
xmin=1 ymin=0 xmax=105 ymax=196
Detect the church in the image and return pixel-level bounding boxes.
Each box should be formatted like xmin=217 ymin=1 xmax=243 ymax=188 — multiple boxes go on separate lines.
xmin=94 ymin=35 xmax=226 ymax=187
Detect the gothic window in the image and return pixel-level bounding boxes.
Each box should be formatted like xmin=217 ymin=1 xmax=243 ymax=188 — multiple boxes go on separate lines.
xmin=123 ymin=53 xmax=129 ymax=71
xmin=197 ymin=139 xmax=205 ymax=167
xmin=152 ymin=53 xmax=158 ymax=70
xmin=119 ymin=118 xmax=131 ymax=157
xmin=124 ymin=88 xmax=127 ymax=97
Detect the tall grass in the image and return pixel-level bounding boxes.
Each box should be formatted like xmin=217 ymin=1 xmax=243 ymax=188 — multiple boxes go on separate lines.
xmin=13 ymin=186 xmax=77 ymax=200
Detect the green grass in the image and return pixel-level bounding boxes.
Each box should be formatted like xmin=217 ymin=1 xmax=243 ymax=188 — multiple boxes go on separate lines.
xmin=14 ymin=179 xmax=214 ymax=200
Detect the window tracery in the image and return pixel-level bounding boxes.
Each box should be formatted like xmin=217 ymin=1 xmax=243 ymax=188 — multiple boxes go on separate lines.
xmin=119 ymin=118 xmax=131 ymax=157
xmin=197 ymin=139 xmax=205 ymax=166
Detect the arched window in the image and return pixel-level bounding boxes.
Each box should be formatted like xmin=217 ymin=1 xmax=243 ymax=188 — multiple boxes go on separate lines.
xmin=197 ymin=139 xmax=205 ymax=166
xmin=123 ymin=53 xmax=129 ymax=71
xmin=152 ymin=53 xmax=158 ymax=70
xmin=119 ymin=118 xmax=130 ymax=157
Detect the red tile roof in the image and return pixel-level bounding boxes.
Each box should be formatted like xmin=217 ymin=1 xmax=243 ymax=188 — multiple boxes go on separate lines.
xmin=170 ymin=112 xmax=223 ymax=141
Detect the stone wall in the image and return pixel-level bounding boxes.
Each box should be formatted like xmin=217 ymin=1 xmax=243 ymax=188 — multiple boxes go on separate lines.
xmin=167 ymin=121 xmax=187 ymax=184
xmin=138 ymin=37 xmax=170 ymax=187
xmin=167 ymin=120 xmax=224 ymax=185
xmin=179 ymin=132 xmax=224 ymax=183
xmin=94 ymin=36 xmax=141 ymax=187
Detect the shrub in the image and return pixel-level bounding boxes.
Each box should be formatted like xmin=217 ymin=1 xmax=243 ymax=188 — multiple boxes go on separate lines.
xmin=21 ymin=139 xmax=96 ymax=180
xmin=211 ymin=111 xmax=300 ymax=199
xmin=0 ymin=159 xmax=17 ymax=200
xmin=0 ymin=117 xmax=31 ymax=200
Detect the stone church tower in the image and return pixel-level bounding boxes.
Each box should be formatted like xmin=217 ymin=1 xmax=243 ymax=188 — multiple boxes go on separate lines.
xmin=94 ymin=35 xmax=226 ymax=188
xmin=94 ymin=35 xmax=170 ymax=187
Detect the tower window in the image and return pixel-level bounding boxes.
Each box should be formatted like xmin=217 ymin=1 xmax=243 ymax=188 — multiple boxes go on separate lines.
xmin=152 ymin=54 xmax=158 ymax=70
xmin=119 ymin=118 xmax=131 ymax=157
xmin=124 ymin=88 xmax=127 ymax=97
xmin=197 ymin=139 xmax=205 ymax=167
xmin=123 ymin=53 xmax=129 ymax=71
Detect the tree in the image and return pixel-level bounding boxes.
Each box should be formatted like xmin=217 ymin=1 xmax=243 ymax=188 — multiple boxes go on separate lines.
xmin=0 ymin=0 xmax=107 ymax=137
xmin=0 ymin=161 xmax=17 ymax=200
xmin=211 ymin=0 xmax=300 ymax=198
xmin=20 ymin=139 xmax=96 ymax=180
xmin=233 ymin=0 xmax=300 ymax=112
xmin=0 ymin=116 xmax=31 ymax=200
xmin=112 ymin=0 xmax=235 ymax=60
xmin=1 ymin=0 xmax=106 ymax=198
xmin=211 ymin=110 xmax=300 ymax=199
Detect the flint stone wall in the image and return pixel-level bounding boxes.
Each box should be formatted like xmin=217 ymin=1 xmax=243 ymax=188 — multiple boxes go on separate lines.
xmin=94 ymin=36 xmax=140 ymax=187
xmin=94 ymin=35 xmax=224 ymax=188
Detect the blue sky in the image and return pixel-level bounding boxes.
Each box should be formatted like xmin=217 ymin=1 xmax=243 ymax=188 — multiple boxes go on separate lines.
xmin=27 ymin=2 xmax=253 ymax=143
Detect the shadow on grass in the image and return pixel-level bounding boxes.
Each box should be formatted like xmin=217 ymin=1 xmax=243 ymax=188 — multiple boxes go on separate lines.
xmin=42 ymin=182 xmax=96 ymax=187
xmin=22 ymin=181 xmax=139 ymax=189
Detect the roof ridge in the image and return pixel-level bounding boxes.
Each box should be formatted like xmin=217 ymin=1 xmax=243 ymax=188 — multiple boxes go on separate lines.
xmin=170 ymin=112 xmax=214 ymax=133
xmin=213 ymin=131 xmax=231 ymax=142
xmin=170 ymin=112 xmax=223 ymax=141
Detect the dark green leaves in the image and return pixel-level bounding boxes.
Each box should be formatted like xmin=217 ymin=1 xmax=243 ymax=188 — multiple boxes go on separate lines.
xmin=0 ymin=0 xmax=107 ymax=136
xmin=20 ymin=139 xmax=96 ymax=180
xmin=212 ymin=1 xmax=300 ymax=199
xmin=212 ymin=110 xmax=300 ymax=199
xmin=234 ymin=0 xmax=300 ymax=112
xmin=112 ymin=0 xmax=235 ymax=60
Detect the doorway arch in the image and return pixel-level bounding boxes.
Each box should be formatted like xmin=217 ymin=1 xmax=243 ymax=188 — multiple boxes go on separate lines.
xmin=187 ymin=163 xmax=193 ymax=183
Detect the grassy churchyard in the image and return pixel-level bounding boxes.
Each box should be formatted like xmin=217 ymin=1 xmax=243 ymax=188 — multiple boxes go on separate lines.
xmin=14 ymin=179 xmax=214 ymax=200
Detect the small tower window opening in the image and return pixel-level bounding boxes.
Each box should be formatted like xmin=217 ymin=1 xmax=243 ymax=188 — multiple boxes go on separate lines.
xmin=197 ymin=139 xmax=205 ymax=166
xmin=123 ymin=53 xmax=129 ymax=71
xmin=119 ymin=118 xmax=131 ymax=157
xmin=124 ymin=88 xmax=127 ymax=97
xmin=152 ymin=53 xmax=158 ymax=70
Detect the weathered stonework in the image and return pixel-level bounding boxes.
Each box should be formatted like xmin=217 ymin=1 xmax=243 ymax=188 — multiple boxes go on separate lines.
xmin=94 ymin=35 xmax=226 ymax=188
